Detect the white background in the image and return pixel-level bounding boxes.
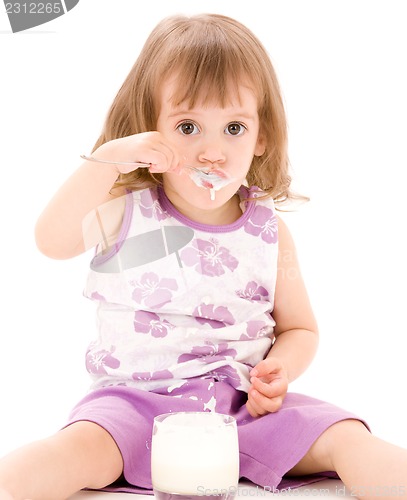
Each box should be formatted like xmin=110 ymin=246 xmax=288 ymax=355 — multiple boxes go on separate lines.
xmin=0 ymin=0 xmax=406 ymax=459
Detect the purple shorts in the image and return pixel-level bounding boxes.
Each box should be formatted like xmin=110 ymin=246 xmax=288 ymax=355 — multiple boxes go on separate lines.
xmin=66 ymin=378 xmax=367 ymax=493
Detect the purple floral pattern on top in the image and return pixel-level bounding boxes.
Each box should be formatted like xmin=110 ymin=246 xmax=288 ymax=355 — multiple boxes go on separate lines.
xmin=132 ymin=369 xmax=173 ymax=381
xmin=194 ymin=303 xmax=235 ymax=329
xmin=134 ymin=310 xmax=173 ymax=338
xmin=244 ymin=206 xmax=278 ymax=243
xmin=240 ymin=321 xmax=268 ymax=340
xmin=90 ymin=291 xmax=106 ymax=301
xmin=85 ymin=187 xmax=280 ymax=394
xmin=236 ymin=281 xmax=269 ymax=302
xmin=209 ymin=365 xmax=241 ymax=389
xmin=178 ymin=341 xmax=237 ymax=364
xmin=180 ymin=238 xmax=238 ymax=276
xmin=166 ymin=379 xmax=217 ymax=411
xmin=86 ymin=346 xmax=121 ymax=375
xmin=140 ymin=189 xmax=169 ymax=221
xmin=131 ymin=272 xmax=178 ymax=308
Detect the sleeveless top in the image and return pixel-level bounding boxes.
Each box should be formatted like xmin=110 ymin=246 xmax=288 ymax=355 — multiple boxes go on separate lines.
xmin=84 ymin=185 xmax=278 ymax=393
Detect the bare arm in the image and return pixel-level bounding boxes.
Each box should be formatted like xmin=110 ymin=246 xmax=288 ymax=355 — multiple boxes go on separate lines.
xmin=246 ymin=215 xmax=319 ymax=417
xmin=267 ymin=215 xmax=319 ymax=381
xmin=35 ymin=156 xmax=123 ymax=259
xmin=35 ymin=133 xmax=181 ymax=260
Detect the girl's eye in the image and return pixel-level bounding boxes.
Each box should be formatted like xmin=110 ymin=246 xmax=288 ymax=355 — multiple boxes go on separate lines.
xmin=177 ymin=121 xmax=199 ymax=135
xmin=225 ymin=122 xmax=246 ymax=136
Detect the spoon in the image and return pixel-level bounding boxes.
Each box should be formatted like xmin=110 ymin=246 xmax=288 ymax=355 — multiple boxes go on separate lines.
xmin=80 ymin=154 xmax=235 ymax=201
xmin=80 ymin=154 xmax=211 ymax=175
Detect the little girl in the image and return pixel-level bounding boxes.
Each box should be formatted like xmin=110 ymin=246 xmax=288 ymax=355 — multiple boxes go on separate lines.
xmin=1 ymin=13 xmax=406 ymax=500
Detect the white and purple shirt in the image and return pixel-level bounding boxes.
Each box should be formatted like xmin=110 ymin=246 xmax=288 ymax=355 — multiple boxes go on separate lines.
xmin=84 ymin=185 xmax=278 ymax=393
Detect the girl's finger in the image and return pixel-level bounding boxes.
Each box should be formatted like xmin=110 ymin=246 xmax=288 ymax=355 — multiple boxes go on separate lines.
xmin=245 ymin=399 xmax=261 ymax=418
xmin=250 ymin=357 xmax=281 ymax=378
xmin=246 ymin=391 xmax=265 ymax=417
xmin=250 ymin=376 xmax=286 ymax=399
xmin=250 ymin=388 xmax=282 ymax=414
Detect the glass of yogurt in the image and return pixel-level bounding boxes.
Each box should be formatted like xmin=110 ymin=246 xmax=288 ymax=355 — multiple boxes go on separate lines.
xmin=151 ymin=412 xmax=239 ymax=500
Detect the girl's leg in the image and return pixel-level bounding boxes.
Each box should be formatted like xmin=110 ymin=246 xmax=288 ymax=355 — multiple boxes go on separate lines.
xmin=288 ymin=419 xmax=407 ymax=499
xmin=0 ymin=421 xmax=123 ymax=500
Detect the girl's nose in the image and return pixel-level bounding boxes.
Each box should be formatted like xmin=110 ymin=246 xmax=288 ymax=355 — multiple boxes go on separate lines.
xmin=198 ymin=142 xmax=226 ymax=166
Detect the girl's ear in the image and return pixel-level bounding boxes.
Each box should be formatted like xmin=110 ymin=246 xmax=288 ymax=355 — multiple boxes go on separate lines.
xmin=254 ymin=134 xmax=266 ymax=157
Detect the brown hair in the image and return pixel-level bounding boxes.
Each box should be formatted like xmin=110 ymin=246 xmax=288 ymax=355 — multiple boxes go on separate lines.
xmin=93 ymin=13 xmax=303 ymax=205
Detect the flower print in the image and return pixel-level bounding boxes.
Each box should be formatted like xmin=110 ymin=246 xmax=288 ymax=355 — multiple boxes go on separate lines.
xmin=86 ymin=345 xmax=120 ymax=375
xmin=236 ymin=281 xmax=269 ymax=302
xmin=131 ymin=272 xmax=178 ymax=307
xmin=239 ymin=321 xmax=270 ymax=340
xmin=178 ymin=341 xmax=237 ymax=364
xmin=134 ymin=310 xmax=172 ymax=338
xmin=132 ymin=369 xmax=173 ymax=381
xmin=194 ymin=303 xmax=235 ymax=329
xmin=180 ymin=238 xmax=238 ymax=276
xmin=204 ymin=396 xmax=217 ymax=412
xmin=244 ymin=206 xmax=278 ymax=243
xmin=140 ymin=189 xmax=169 ymax=221
xmin=166 ymin=379 xmax=217 ymax=412
xmin=210 ymin=365 xmax=242 ymax=389
xmin=90 ymin=291 xmax=106 ymax=301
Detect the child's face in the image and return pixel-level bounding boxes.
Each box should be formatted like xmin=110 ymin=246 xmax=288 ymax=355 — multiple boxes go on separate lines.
xmin=156 ymin=77 xmax=265 ymax=217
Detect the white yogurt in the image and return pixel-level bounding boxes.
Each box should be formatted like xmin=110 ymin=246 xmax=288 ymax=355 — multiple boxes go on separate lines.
xmin=189 ymin=169 xmax=235 ymax=201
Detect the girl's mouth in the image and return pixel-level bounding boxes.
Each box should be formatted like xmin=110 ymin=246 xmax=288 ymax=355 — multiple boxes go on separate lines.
xmin=188 ymin=168 xmax=235 ymax=201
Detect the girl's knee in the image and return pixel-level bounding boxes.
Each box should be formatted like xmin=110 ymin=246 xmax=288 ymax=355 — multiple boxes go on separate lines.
xmin=58 ymin=421 xmax=124 ymax=489
xmin=315 ymin=419 xmax=370 ymax=467
xmin=324 ymin=419 xmax=370 ymax=444
xmin=288 ymin=419 xmax=368 ymax=476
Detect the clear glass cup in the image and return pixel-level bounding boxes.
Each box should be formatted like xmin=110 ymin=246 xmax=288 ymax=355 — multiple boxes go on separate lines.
xmin=151 ymin=411 xmax=239 ymax=500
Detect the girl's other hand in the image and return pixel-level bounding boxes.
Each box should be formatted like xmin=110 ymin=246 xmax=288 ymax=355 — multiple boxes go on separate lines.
xmin=93 ymin=131 xmax=181 ymax=175
xmin=246 ymin=357 xmax=289 ymax=418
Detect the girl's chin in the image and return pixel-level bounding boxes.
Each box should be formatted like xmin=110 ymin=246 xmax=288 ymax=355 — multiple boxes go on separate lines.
xmin=189 ymin=184 xmax=237 ymax=204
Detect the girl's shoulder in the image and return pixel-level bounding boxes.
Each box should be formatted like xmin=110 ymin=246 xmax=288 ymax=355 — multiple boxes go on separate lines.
xmin=247 ymin=186 xmax=296 ymax=252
